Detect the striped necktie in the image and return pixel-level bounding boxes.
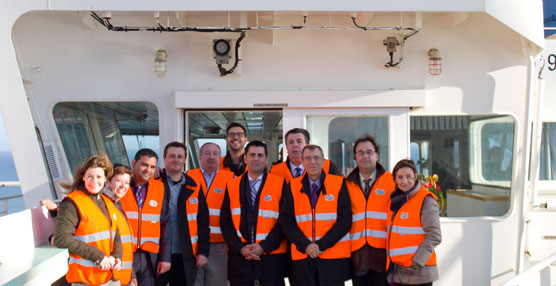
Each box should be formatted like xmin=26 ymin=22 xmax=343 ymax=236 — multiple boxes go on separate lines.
xmin=250 ymin=179 xmax=260 ymax=206
xmin=294 ymin=167 xmax=302 ymax=178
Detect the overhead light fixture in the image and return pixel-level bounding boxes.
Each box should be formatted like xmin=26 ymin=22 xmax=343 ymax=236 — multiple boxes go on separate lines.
xmin=154 ymin=49 xmax=168 ymax=77
xmin=213 ymin=39 xmax=231 ymax=65
xmin=428 ymin=48 xmax=442 ymax=75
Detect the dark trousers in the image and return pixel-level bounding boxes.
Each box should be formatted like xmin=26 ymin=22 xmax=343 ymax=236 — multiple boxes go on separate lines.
xmin=134 ymin=250 xmax=155 ymax=286
xmin=394 ymin=284 xmax=432 ymax=286
xmin=352 ymin=269 xmax=388 ymax=286
xmin=230 ymin=279 xmax=285 ymax=286
xmin=156 ymin=254 xmax=185 ymax=286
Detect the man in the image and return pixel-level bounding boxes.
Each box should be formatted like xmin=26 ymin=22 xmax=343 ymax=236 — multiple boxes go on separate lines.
xmin=271 ymin=128 xmax=340 ymax=183
xmin=221 ymin=140 xmax=289 ymax=286
xmin=152 ymin=142 xmax=209 ymax=286
xmin=220 ymin=122 xmax=248 ymax=176
xmin=346 ymin=135 xmax=394 ymax=286
xmin=186 ymin=142 xmax=235 ymax=286
xmin=279 ymin=145 xmax=352 ymax=286
xmin=120 ymin=149 xmax=171 ymax=286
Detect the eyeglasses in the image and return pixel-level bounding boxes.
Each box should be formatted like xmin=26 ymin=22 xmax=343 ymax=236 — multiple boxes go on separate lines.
xmin=356 ymin=150 xmax=376 ymax=157
xmin=226 ymin=132 xmax=245 ymax=138
xmin=303 ymin=156 xmax=323 ymax=162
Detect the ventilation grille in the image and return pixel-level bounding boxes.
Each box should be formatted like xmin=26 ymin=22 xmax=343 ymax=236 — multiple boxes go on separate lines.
xmin=43 ymin=141 xmax=62 ymax=181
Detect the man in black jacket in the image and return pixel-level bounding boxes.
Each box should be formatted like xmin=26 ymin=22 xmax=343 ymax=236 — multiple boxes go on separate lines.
xmin=220 ymin=140 xmax=289 ymax=286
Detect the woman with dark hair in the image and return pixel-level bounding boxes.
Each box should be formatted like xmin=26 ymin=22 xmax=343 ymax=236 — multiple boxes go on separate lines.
xmin=387 ymin=159 xmax=441 ymax=286
xmin=106 ymin=164 xmax=136 ymax=286
xmin=54 ymin=155 xmax=123 ymax=286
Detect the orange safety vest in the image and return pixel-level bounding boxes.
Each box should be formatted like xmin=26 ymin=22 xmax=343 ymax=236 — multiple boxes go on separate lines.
xmin=386 ymin=185 xmax=437 ymax=269
xmin=289 ymin=174 xmax=351 ymax=260
xmin=347 ymin=171 xmax=395 ymax=251
xmin=220 ymin=156 xmax=248 ymax=176
xmin=112 ymin=206 xmax=134 ymax=285
xmin=186 ymin=168 xmax=234 ymax=243
xmin=182 ymin=183 xmax=203 ymax=256
xmin=227 ymin=173 xmax=287 ymax=254
xmin=65 ymin=191 xmax=118 ymax=285
xmin=270 ymin=158 xmax=331 ymax=183
xmin=120 ymin=178 xmax=165 ymax=253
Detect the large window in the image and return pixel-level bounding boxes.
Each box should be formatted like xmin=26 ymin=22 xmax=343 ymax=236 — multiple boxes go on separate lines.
xmin=306 ymin=116 xmax=388 ymax=176
xmin=53 ymin=102 xmax=159 ymax=174
xmin=540 ymin=122 xmax=556 ymax=180
xmin=410 ymin=115 xmax=514 ymax=217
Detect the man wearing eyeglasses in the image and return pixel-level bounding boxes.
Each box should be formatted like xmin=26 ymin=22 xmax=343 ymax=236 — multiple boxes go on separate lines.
xmin=279 ymin=144 xmax=352 ymax=286
xmin=346 ymin=135 xmax=394 ymax=286
xmin=271 ymin=128 xmax=341 ymax=183
xmin=220 ymin=140 xmax=289 ymax=286
xmin=220 ymin=122 xmax=248 ymax=177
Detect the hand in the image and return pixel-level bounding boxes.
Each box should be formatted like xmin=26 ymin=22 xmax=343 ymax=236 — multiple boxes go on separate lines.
xmin=154 ymin=167 xmax=163 ymax=179
xmin=196 ymin=255 xmax=208 ymax=267
xmin=247 ymin=244 xmax=264 ymax=257
xmin=305 ymin=243 xmax=321 ymax=259
xmin=157 ymin=261 xmax=171 ymax=275
xmin=112 ymin=258 xmax=122 ymax=270
xmin=240 ymin=246 xmax=260 ymax=261
xmin=130 ymin=278 xmax=138 ymax=286
xmin=408 ymin=262 xmax=423 ymax=272
xmin=40 ymin=199 xmax=58 ymax=211
xmin=98 ymin=256 xmax=114 ymax=271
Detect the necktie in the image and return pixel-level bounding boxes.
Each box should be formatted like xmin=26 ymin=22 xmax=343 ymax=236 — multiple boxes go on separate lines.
xmin=250 ymin=179 xmax=260 ymax=206
xmin=294 ymin=167 xmax=302 ymax=178
xmin=311 ymin=183 xmax=318 ymax=209
xmin=135 ymin=184 xmax=145 ymax=208
xmin=363 ymin=179 xmax=371 ymax=196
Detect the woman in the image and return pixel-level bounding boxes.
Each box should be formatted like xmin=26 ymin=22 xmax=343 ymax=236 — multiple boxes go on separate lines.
xmin=54 ymin=155 xmax=122 ymax=286
xmin=387 ymin=159 xmax=441 ymax=286
xmin=106 ymin=164 xmax=136 ymax=286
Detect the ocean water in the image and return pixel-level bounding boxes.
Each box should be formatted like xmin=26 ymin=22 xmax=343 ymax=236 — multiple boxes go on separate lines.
xmin=0 ymin=151 xmax=24 ymax=215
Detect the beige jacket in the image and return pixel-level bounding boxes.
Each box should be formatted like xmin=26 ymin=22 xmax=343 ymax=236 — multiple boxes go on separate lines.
xmin=389 ymin=183 xmax=442 ymax=285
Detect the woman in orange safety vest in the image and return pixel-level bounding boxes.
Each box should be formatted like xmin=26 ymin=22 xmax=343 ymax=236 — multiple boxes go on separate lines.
xmin=386 ymin=159 xmax=441 ymax=286
xmin=106 ymin=164 xmax=136 ymax=286
xmin=53 ymin=155 xmax=122 ymax=286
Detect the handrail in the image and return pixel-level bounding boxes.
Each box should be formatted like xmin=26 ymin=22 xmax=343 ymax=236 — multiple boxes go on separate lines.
xmin=501 ymin=252 xmax=556 ymax=286
xmin=0 ymin=181 xmax=20 ymax=187
xmin=0 ymin=181 xmax=22 ymax=216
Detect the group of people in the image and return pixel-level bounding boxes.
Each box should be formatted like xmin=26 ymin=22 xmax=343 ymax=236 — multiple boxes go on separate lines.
xmin=46 ymin=123 xmax=441 ymax=286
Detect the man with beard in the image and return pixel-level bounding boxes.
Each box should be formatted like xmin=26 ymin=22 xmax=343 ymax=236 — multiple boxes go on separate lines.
xmin=220 ymin=122 xmax=248 ymax=177
xmin=271 ymin=128 xmax=340 ymax=183
xmin=346 ymin=135 xmax=394 ymax=286
xmin=186 ymin=142 xmax=235 ymax=286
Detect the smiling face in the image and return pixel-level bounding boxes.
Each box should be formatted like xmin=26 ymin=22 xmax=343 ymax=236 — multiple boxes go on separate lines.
xmin=164 ymin=146 xmax=186 ymax=174
xmin=132 ymin=155 xmax=158 ymax=185
xmin=395 ymin=167 xmax=417 ymax=193
xmin=83 ymin=167 xmax=106 ymax=195
xmin=286 ymin=132 xmax=307 ymax=164
xmin=200 ymin=143 xmax=220 ymax=173
xmin=108 ymin=173 xmax=131 ymax=201
xmin=226 ymin=126 xmax=247 ymax=153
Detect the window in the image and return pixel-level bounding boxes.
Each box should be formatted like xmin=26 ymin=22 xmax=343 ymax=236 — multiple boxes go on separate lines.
xmin=306 ymin=116 xmax=388 ymax=175
xmin=53 ymin=102 xmax=159 ymax=173
xmin=410 ymin=115 xmax=514 ymax=217
xmin=540 ymin=122 xmax=556 ymax=180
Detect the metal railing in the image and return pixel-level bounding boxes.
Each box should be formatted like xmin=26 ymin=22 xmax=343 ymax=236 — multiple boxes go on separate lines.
xmin=502 ymin=252 xmax=556 ymax=286
xmin=0 ymin=181 xmax=22 ymax=216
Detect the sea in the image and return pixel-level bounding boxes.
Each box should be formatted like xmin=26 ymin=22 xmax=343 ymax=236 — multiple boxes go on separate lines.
xmin=0 ymin=150 xmax=24 ymax=215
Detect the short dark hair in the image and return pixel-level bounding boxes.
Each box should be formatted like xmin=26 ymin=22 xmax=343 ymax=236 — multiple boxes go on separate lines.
xmin=302 ymin=144 xmax=324 ymax=158
xmin=353 ymin=135 xmax=380 ymax=159
xmin=134 ymin=148 xmax=158 ymax=162
xmin=392 ymin=159 xmax=418 ymax=179
xmin=245 ymin=140 xmax=267 ymax=156
xmin=226 ymin=122 xmax=246 ymax=134
xmin=163 ymin=141 xmax=187 ymax=158
xmin=285 ymin=128 xmax=310 ymax=145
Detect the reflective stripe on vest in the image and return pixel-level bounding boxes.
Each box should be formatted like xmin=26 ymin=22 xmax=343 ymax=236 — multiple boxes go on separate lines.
xmin=347 ymin=172 xmax=394 ymax=251
xmin=386 ymin=186 xmax=437 ymax=269
xmin=187 ymin=168 xmax=234 ymax=243
xmin=65 ymin=191 xmax=118 ymax=285
xmin=228 ymin=173 xmax=287 ymax=255
xmin=289 ymin=175 xmax=351 ymax=261
xmin=120 ymin=178 xmax=165 ymax=254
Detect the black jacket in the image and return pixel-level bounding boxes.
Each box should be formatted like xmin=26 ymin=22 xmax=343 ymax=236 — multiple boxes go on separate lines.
xmin=279 ymin=172 xmax=352 ymax=285
xmin=220 ymin=172 xmax=289 ymax=282
xmin=175 ymin=174 xmax=210 ymax=286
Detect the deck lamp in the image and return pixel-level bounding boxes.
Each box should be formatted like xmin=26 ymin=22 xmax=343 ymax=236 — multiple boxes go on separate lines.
xmin=428 ymin=48 xmax=442 ymax=75
xmin=154 ymin=49 xmax=168 ymax=77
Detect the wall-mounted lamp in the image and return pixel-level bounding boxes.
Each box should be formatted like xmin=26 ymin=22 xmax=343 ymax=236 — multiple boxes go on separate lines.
xmin=428 ymin=48 xmax=442 ymax=75
xmin=154 ymin=49 xmax=168 ymax=77
xmin=213 ymin=39 xmax=231 ymax=65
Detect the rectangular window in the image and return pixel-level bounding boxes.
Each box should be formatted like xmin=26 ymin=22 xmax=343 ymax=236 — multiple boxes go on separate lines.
xmin=540 ymin=122 xmax=556 ymax=180
xmin=410 ymin=115 xmax=513 ymax=217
